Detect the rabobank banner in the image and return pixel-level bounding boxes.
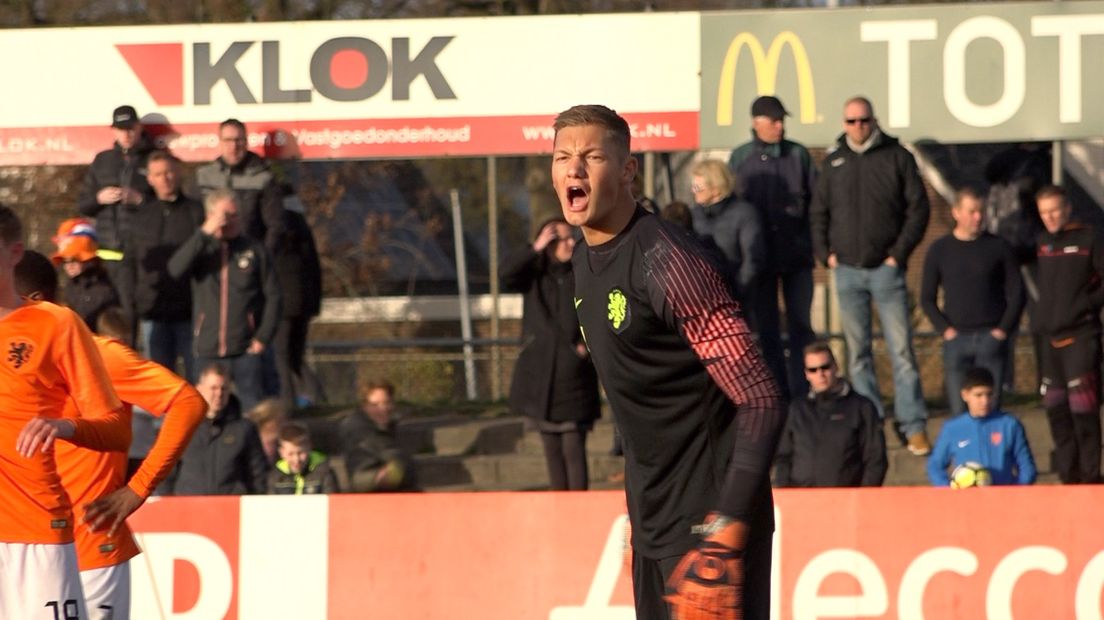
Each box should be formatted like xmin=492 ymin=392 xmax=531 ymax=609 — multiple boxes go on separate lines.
xmin=0 ymin=14 xmax=700 ymax=164
xmin=701 ymin=0 xmax=1104 ymax=148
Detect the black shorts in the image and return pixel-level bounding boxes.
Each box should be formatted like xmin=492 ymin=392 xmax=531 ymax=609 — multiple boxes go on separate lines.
xmin=631 ymin=526 xmax=772 ymax=620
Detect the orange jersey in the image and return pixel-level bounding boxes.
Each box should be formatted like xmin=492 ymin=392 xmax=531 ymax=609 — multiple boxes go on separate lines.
xmin=57 ymin=336 xmax=205 ymax=571
xmin=0 ymin=301 xmax=123 ymax=545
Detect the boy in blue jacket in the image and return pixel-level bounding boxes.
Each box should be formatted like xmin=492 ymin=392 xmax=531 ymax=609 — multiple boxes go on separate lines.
xmin=928 ymin=367 xmax=1036 ymax=486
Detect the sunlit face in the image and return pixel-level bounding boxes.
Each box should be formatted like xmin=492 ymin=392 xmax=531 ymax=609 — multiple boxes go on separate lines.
xmin=363 ymin=387 xmax=395 ymax=429
xmin=752 ymin=115 xmax=784 ymax=144
xmin=547 ymin=222 xmax=576 ymax=263
xmin=551 ymin=124 xmax=636 ymax=243
xmin=952 ymin=195 xmax=985 ymax=238
xmin=962 ymin=385 xmax=994 ymax=418
xmin=146 ymin=158 xmax=179 ymax=200
xmin=210 ymin=198 xmax=242 ymax=239
xmin=219 ymin=124 xmax=248 ymax=166
xmin=113 ymin=125 xmax=141 ymax=150
xmin=278 ymin=440 xmax=311 ymax=474
xmin=60 ymin=258 xmax=90 ymax=279
xmin=843 ymin=100 xmax=876 ymax=145
xmin=804 ymin=351 xmax=838 ymax=394
xmin=690 ymin=174 xmax=722 ymax=206
xmin=1037 ymin=194 xmax=1071 ymax=235
xmin=197 ymin=371 xmax=232 ymax=417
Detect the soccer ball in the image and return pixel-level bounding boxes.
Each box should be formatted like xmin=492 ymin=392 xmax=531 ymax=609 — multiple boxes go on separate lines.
xmin=950 ymin=462 xmax=993 ymax=489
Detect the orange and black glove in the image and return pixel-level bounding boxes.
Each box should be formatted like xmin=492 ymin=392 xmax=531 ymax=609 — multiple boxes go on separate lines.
xmin=664 ymin=517 xmax=745 ymax=620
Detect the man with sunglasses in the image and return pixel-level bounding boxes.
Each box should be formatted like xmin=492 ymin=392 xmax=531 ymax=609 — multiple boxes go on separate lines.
xmin=774 ymin=342 xmax=887 ymax=487
xmin=811 ymin=96 xmax=932 ymax=456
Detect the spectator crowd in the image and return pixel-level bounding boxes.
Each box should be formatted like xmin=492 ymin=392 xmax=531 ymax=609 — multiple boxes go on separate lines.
xmin=32 ymin=95 xmax=1102 ymax=496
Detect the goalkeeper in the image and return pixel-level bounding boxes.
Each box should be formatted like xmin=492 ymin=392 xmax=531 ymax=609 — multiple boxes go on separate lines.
xmin=928 ymin=367 xmax=1036 ymax=486
xmin=552 ymin=104 xmax=785 ymax=620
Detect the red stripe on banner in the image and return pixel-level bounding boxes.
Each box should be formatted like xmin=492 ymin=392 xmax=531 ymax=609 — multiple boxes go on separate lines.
xmin=126 ymin=486 xmax=1104 ymax=618
xmin=0 ymin=111 xmax=698 ymax=165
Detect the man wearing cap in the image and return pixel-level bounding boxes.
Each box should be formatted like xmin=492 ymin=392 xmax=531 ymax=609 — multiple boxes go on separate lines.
xmin=77 ymin=105 xmax=155 ymax=311
xmin=810 ymin=96 xmax=932 ymax=456
xmin=728 ymin=96 xmax=817 ymax=399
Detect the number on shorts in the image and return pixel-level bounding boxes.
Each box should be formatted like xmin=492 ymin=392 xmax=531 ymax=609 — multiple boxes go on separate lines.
xmin=44 ymin=599 xmax=80 ymax=619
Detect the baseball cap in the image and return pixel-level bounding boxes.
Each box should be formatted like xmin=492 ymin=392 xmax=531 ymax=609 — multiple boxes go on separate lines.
xmin=111 ymin=105 xmax=140 ymax=129
xmin=750 ymin=96 xmax=789 ymax=121
xmin=51 ymin=218 xmax=100 ymax=264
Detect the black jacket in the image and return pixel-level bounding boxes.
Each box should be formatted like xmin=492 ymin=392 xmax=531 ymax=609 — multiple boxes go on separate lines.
xmin=62 ymin=265 xmax=119 ymax=330
xmin=168 ymin=230 xmax=282 ymax=358
xmin=729 ymin=135 xmax=816 ymax=273
xmin=196 ymin=153 xmax=286 ymax=253
xmin=690 ymin=193 xmax=766 ymax=300
xmin=77 ymin=133 xmax=156 ymax=252
xmin=121 ymin=193 xmax=205 ymax=322
xmin=774 ymin=381 xmax=887 ymax=488
xmin=273 ymin=208 xmax=322 ymax=319
xmin=170 ymin=396 xmax=269 ymax=495
xmin=339 ymin=409 xmax=417 ymax=492
xmin=502 ymin=248 xmax=600 ymax=425
xmin=1034 ymin=223 xmax=1104 ymax=338
xmin=811 ymin=130 xmax=930 ymax=268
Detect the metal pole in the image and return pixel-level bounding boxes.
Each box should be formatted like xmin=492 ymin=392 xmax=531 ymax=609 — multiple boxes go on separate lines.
xmin=1052 ymin=140 xmax=1064 ymax=185
xmin=643 ymin=152 xmax=656 ymax=200
xmin=487 ymin=156 xmax=502 ymax=400
xmin=450 ymin=189 xmax=478 ymax=400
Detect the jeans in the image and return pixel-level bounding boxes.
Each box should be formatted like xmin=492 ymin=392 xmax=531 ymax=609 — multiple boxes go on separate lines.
xmin=942 ymin=329 xmax=1007 ymax=414
xmin=196 ymin=353 xmax=265 ymax=413
xmin=754 ymin=269 xmax=816 ymax=398
xmin=140 ymin=319 xmax=195 ymax=383
xmin=834 ymin=263 xmax=928 ymax=438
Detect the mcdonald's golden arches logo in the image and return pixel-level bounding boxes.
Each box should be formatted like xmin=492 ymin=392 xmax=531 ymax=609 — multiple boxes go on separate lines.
xmin=716 ymin=32 xmax=817 ymax=126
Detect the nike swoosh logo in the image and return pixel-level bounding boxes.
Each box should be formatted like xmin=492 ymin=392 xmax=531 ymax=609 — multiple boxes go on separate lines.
xmin=958 ymin=440 xmax=970 ymax=448
xmin=574 ymin=297 xmax=582 ymax=309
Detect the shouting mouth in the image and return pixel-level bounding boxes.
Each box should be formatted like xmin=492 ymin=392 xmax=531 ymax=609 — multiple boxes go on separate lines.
xmin=566 ymin=185 xmax=589 ymax=212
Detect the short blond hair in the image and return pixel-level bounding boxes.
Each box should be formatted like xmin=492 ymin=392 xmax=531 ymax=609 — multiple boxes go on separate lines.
xmin=691 ymin=160 xmax=738 ymax=197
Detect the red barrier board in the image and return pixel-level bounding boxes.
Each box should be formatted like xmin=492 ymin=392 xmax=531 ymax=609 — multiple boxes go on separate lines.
xmin=126 ymin=487 xmax=1104 ymax=619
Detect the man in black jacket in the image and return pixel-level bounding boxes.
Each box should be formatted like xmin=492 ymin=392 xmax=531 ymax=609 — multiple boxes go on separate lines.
xmin=774 ymin=342 xmax=886 ymax=488
xmin=196 ymin=119 xmax=285 ymax=254
xmin=77 ymin=105 xmax=156 ymax=303
xmin=168 ymin=189 xmax=282 ymax=412
xmin=170 ymin=364 xmax=269 ymax=495
xmin=1034 ymin=185 xmax=1104 ymax=484
xmin=339 ymin=379 xmax=416 ymax=492
xmin=810 ymin=96 xmax=932 ymax=456
xmin=122 ymin=151 xmax=205 ymax=381
xmin=729 ymin=96 xmax=817 ymax=398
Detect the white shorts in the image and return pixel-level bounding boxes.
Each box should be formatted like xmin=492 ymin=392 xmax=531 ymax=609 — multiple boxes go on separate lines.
xmin=0 ymin=542 xmax=88 ymax=619
xmin=81 ymin=563 xmax=131 ymax=620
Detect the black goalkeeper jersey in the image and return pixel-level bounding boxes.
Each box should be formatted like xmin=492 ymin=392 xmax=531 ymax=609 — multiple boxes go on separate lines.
xmin=574 ymin=207 xmax=782 ymax=559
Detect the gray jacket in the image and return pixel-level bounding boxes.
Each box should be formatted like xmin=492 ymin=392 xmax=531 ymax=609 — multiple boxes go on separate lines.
xmin=196 ymin=152 xmax=286 ymax=253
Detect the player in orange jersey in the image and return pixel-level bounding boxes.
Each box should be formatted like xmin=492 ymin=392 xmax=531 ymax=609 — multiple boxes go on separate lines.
xmin=16 ymin=249 xmax=208 ymax=620
xmin=0 ymin=205 xmax=130 ymax=620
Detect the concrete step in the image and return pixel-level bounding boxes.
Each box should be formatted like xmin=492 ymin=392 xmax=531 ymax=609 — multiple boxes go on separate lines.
xmin=415 ymin=452 xmax=625 ymax=490
xmin=516 ymin=421 xmax=620 ymax=457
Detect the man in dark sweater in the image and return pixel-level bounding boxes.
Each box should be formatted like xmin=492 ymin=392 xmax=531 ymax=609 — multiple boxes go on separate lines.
xmin=554 ymin=104 xmax=783 ymax=620
xmin=1033 ymin=185 xmax=1104 ymax=484
xmin=729 ymin=96 xmax=818 ymax=398
xmin=774 ymin=342 xmax=886 ymax=488
xmin=123 ymin=151 xmax=205 ymax=381
xmin=921 ymin=188 xmax=1024 ymax=414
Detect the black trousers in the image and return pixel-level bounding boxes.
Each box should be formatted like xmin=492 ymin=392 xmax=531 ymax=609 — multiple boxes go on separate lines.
xmin=1040 ymin=332 xmax=1102 ymax=484
xmin=631 ymin=525 xmax=772 ymax=620
xmin=274 ymin=315 xmax=311 ymax=407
